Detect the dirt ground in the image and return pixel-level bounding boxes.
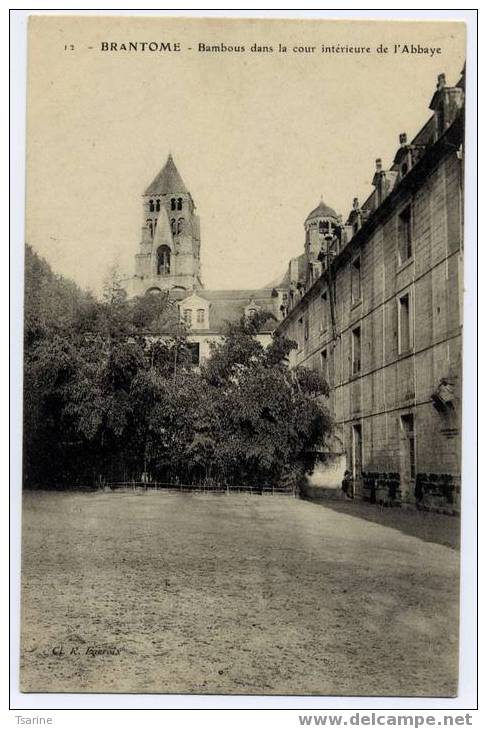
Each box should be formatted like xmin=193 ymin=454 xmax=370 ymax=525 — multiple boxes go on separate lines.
xmin=20 ymin=490 xmax=459 ymax=696
xmin=305 ymin=498 xmax=461 ymax=550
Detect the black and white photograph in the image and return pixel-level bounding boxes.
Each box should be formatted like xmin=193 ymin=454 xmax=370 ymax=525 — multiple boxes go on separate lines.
xmin=12 ymin=12 xmax=475 ymax=707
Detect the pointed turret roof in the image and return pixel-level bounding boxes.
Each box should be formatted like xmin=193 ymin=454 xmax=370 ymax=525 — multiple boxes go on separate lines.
xmin=145 ymin=154 xmax=189 ymax=196
xmin=305 ymin=198 xmax=338 ymax=223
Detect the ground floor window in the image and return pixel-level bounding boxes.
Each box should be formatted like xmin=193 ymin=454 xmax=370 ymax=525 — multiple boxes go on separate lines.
xmin=400 ymin=414 xmax=416 ymax=481
xmin=352 ymin=423 xmax=363 ymax=481
xmin=187 ymin=342 xmax=200 ymax=366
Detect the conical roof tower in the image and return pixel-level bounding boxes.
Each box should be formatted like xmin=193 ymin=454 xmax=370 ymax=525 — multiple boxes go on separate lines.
xmin=145 ymin=154 xmax=189 ymax=196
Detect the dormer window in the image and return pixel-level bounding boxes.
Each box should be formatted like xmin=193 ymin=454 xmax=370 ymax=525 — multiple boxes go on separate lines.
xmin=149 ymin=200 xmax=155 ymax=212
xmin=183 ymin=309 xmax=192 ymax=326
xmin=196 ymin=309 xmax=205 ymax=325
xmin=177 ymin=197 xmax=183 ymax=211
xmin=171 ymin=198 xmax=176 ymax=211
xmin=156 ymin=200 xmax=161 ymax=212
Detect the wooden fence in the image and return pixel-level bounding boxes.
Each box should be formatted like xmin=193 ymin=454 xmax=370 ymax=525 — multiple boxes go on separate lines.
xmin=98 ymin=479 xmax=296 ymax=496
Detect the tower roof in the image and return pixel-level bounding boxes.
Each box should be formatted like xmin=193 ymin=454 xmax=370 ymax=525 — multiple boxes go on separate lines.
xmin=145 ymin=154 xmax=189 ymax=196
xmin=305 ymin=199 xmax=338 ymax=223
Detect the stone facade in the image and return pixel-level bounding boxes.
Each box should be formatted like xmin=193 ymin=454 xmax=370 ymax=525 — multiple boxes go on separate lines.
xmin=276 ymin=71 xmax=464 ymax=510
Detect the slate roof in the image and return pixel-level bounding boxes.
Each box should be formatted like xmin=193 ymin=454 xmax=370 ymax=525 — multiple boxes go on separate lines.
xmin=305 ymin=200 xmax=338 ymax=222
xmin=186 ymin=288 xmax=279 ymax=333
xmin=145 ymin=154 xmax=189 ymax=196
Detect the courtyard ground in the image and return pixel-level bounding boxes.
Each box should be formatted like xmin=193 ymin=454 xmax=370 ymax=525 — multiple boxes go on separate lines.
xmin=20 ymin=490 xmax=459 ymax=696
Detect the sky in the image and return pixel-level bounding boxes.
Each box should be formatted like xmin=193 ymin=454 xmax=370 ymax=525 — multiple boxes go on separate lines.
xmin=26 ymin=16 xmax=465 ymax=295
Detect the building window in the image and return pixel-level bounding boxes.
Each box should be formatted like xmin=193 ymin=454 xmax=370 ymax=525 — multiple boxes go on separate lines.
xmin=398 ymin=292 xmax=412 ymax=354
xmin=321 ymin=290 xmax=328 ymax=332
xmin=147 ymin=219 xmax=153 ymax=237
xmin=171 ymin=198 xmax=176 ymax=211
xmin=398 ymin=205 xmax=413 ymax=263
xmin=177 ymin=217 xmax=184 ymax=235
xmin=352 ymin=326 xmax=361 ymax=375
xmin=149 ymin=199 xmax=155 ymax=212
xmin=183 ymin=309 xmax=192 ymax=326
xmin=400 ymin=414 xmax=416 ymax=480
xmin=304 ymin=317 xmax=309 ymax=342
xmin=188 ymin=341 xmax=200 ymax=365
xmin=196 ymin=309 xmax=205 ymax=325
xmin=170 ymin=218 xmax=176 ymax=235
xmin=321 ymin=348 xmax=328 ymax=380
xmin=156 ymin=199 xmax=161 ymax=212
xmin=352 ymin=423 xmax=363 ymax=481
xmin=177 ymin=197 xmax=183 ymax=210
xmin=351 ymin=255 xmax=361 ymax=304
xmin=157 ymin=245 xmax=171 ymax=275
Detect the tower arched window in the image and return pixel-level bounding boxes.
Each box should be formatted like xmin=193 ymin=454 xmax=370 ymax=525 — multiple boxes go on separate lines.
xmin=171 ymin=198 xmax=176 ymax=211
xmin=149 ymin=200 xmax=155 ymax=212
xmin=177 ymin=197 xmax=183 ymax=210
xmin=157 ymin=245 xmax=171 ymax=276
xmin=156 ymin=199 xmax=161 ymax=211
xmin=177 ymin=217 xmax=184 ymax=235
xmin=170 ymin=218 xmax=176 ymax=235
xmin=146 ymin=219 xmax=153 ymax=237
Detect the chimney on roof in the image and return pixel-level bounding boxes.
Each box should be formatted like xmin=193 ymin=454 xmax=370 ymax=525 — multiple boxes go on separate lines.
xmin=353 ymin=197 xmax=360 ymax=210
xmin=437 ymin=73 xmax=446 ymax=90
xmin=399 ymin=132 xmax=407 ymax=146
xmin=375 ymin=158 xmax=382 ymax=173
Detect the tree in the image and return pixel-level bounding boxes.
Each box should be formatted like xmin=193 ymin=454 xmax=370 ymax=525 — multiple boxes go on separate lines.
xmin=23 ymin=247 xmax=333 ymax=491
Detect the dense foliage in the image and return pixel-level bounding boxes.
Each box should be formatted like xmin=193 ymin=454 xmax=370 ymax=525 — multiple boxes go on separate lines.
xmin=23 ymin=246 xmax=332 ymax=490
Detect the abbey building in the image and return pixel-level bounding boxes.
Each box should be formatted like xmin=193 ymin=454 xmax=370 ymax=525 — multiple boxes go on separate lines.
xmin=276 ymin=70 xmax=464 ymax=511
xmin=126 ymin=69 xmax=464 ymax=511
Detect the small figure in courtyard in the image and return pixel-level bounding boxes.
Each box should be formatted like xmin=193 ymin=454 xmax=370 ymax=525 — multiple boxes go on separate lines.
xmin=342 ymin=469 xmax=354 ymax=499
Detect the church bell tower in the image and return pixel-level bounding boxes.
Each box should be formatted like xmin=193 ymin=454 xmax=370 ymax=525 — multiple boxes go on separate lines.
xmin=132 ymin=154 xmax=203 ymax=296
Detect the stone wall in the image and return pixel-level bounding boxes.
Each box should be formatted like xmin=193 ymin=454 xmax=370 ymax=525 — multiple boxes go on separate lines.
xmin=280 ymin=144 xmax=462 ymax=510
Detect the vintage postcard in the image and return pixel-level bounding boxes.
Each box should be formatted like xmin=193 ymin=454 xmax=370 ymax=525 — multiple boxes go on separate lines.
xmin=20 ymin=15 xmax=467 ymax=697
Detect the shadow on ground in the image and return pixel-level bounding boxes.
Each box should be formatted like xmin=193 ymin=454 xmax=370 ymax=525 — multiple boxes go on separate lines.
xmin=304 ymin=497 xmax=460 ymax=550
